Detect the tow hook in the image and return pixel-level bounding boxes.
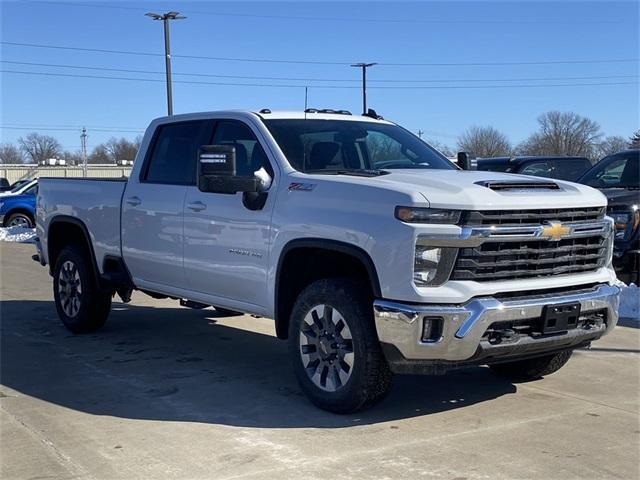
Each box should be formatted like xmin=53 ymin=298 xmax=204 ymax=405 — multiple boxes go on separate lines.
xmin=487 ymin=329 xmax=516 ymax=345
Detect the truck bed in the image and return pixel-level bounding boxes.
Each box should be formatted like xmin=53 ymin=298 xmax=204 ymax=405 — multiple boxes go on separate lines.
xmin=37 ymin=177 xmax=127 ymax=273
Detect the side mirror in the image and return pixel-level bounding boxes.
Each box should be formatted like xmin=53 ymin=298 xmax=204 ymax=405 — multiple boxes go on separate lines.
xmin=198 ymin=145 xmax=259 ymax=194
xmin=457 ymin=151 xmax=477 ymax=171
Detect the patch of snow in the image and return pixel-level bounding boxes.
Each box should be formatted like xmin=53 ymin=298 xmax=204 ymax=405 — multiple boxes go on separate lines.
xmin=618 ymin=283 xmax=640 ymax=322
xmin=0 ymin=226 xmax=36 ymax=243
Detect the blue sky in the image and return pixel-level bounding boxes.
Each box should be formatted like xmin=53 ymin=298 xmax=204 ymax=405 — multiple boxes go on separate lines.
xmin=1 ymin=0 xmax=638 ymax=154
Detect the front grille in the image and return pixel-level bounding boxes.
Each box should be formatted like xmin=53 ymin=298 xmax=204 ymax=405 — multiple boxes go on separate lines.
xmin=452 ymin=235 xmax=607 ymax=281
xmin=461 ymin=207 xmax=605 ymax=226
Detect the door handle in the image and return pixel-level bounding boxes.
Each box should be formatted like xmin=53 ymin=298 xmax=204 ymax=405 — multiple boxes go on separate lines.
xmin=187 ymin=201 xmax=207 ymax=212
xmin=125 ymin=196 xmax=141 ymax=207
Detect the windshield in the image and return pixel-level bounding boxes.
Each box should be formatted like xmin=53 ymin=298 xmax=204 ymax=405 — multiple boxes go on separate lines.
xmin=263 ymin=119 xmax=455 ymax=173
xmin=580 ymin=152 xmax=639 ymax=189
xmin=10 ymin=181 xmax=30 ymax=193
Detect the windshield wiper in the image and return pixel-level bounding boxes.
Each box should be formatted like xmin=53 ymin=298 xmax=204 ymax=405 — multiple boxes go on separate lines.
xmin=304 ymin=168 xmax=388 ymax=177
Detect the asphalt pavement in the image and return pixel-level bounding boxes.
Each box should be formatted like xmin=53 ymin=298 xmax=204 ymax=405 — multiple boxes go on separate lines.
xmin=1 ymin=242 xmax=638 ymax=480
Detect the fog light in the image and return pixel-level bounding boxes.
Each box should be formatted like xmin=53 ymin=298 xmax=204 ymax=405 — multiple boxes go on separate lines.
xmin=422 ymin=317 xmax=443 ymax=342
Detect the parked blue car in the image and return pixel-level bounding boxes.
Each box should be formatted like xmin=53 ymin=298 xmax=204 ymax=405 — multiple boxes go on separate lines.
xmin=0 ymin=182 xmax=37 ymax=228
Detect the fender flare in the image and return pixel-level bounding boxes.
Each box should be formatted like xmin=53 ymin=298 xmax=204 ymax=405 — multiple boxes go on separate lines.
xmin=274 ymin=238 xmax=382 ymax=338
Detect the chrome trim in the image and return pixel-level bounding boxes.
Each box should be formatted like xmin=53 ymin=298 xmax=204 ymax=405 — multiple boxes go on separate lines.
xmin=417 ymin=218 xmax=613 ymax=248
xmin=374 ymin=283 xmax=620 ymax=362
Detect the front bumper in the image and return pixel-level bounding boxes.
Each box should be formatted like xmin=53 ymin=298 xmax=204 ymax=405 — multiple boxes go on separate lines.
xmin=374 ymin=283 xmax=620 ymax=371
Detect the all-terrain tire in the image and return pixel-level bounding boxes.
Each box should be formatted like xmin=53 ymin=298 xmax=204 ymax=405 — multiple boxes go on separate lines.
xmin=53 ymin=246 xmax=112 ymax=334
xmin=288 ymin=278 xmax=392 ymax=413
xmin=489 ymin=350 xmax=573 ymax=381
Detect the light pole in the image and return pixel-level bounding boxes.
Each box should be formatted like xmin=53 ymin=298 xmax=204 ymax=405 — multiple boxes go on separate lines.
xmin=351 ymin=62 xmax=377 ymax=114
xmin=145 ymin=11 xmax=185 ymax=115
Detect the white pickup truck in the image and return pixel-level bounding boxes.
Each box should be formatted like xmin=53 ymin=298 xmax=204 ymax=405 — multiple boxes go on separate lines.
xmin=36 ymin=109 xmax=620 ymax=413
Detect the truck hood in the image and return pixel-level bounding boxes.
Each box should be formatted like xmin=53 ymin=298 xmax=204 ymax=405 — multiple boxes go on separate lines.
xmin=373 ymin=169 xmax=607 ymax=210
xmin=596 ymin=188 xmax=640 ymax=208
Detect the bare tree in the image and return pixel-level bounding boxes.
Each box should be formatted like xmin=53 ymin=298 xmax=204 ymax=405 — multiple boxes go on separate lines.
xmin=457 ymin=126 xmax=511 ymax=158
xmin=0 ymin=143 xmax=24 ymax=164
xmin=105 ymin=136 xmax=141 ymax=162
xmin=516 ymin=111 xmax=602 ymax=158
xmin=426 ymin=139 xmax=454 ymax=158
xmin=61 ymin=150 xmax=83 ymax=166
xmin=88 ymin=145 xmax=111 ymax=164
xmin=594 ymin=136 xmax=629 ymax=158
xmin=630 ymin=130 xmax=640 ymax=149
xmin=18 ymin=133 xmax=62 ymax=164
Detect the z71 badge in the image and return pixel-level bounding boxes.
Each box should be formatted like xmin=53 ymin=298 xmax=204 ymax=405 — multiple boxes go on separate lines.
xmin=288 ymin=182 xmax=316 ymax=192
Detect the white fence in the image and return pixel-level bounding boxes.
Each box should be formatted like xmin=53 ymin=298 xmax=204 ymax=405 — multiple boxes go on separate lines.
xmin=0 ymin=164 xmax=132 ymax=184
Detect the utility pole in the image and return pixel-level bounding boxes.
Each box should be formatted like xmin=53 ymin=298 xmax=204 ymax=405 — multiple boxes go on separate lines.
xmin=351 ymin=62 xmax=377 ymax=114
xmin=146 ymin=11 xmax=186 ymax=115
xmin=80 ymin=127 xmax=88 ymax=177
xmin=417 ymin=129 xmax=424 ymax=139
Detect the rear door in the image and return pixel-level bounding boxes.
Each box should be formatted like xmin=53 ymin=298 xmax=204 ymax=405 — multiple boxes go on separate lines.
xmin=182 ymin=119 xmax=276 ymax=309
xmin=550 ymin=158 xmax=592 ymax=181
xmin=122 ymin=120 xmax=213 ymax=290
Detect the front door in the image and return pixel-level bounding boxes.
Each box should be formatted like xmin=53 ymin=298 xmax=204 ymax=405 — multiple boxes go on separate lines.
xmin=122 ymin=120 xmax=213 ymax=290
xmin=183 ymin=120 xmax=276 ymax=309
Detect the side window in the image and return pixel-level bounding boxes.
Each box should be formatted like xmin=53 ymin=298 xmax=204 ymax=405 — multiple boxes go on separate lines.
xmin=520 ymin=161 xmax=552 ymax=178
xmin=552 ymin=159 xmax=591 ymax=181
xmin=212 ymin=121 xmax=273 ymax=177
xmin=143 ymin=121 xmax=212 ymax=185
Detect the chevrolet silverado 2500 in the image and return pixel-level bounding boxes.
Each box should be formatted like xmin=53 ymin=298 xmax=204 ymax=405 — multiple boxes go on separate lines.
xmin=35 ymin=110 xmax=620 ymax=413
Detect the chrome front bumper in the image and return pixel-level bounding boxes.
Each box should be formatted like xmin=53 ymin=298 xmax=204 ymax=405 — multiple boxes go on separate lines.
xmin=374 ymin=283 xmax=620 ymax=364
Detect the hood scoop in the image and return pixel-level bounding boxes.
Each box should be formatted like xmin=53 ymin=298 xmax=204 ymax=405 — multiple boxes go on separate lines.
xmin=475 ymin=180 xmax=560 ymax=191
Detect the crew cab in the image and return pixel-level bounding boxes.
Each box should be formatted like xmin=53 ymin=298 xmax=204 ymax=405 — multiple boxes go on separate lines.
xmin=579 ymin=149 xmax=639 ymax=284
xmin=35 ymin=110 xmax=620 ymax=413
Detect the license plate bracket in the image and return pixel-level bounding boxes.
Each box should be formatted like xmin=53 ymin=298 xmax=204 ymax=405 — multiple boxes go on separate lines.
xmin=541 ymin=302 xmax=581 ymax=334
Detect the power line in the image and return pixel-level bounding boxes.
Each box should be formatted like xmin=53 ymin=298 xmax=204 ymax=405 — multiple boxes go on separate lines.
xmin=1 ymin=69 xmax=638 ymax=90
xmin=3 ymin=60 xmax=637 ymax=84
xmin=28 ymin=1 xmax=627 ymax=25
xmin=2 ymin=122 xmax=144 ymax=129
xmin=1 ymin=125 xmax=144 ymax=133
xmin=3 ymin=41 xmax=638 ymax=67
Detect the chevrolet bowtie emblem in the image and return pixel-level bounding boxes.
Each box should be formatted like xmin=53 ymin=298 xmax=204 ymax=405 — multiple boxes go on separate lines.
xmin=542 ymin=221 xmax=571 ymax=241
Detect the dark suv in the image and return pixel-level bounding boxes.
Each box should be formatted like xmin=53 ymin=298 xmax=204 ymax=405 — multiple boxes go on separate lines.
xmin=477 ymin=156 xmax=593 ymax=181
xmin=579 ymin=150 xmax=639 ymax=284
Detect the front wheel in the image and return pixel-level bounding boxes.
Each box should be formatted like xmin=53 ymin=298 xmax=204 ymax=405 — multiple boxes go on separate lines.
xmin=6 ymin=212 xmax=34 ymax=228
xmin=53 ymin=246 xmax=112 ymax=334
xmin=489 ymin=350 xmax=573 ymax=381
xmin=288 ymin=278 xmax=392 ymax=413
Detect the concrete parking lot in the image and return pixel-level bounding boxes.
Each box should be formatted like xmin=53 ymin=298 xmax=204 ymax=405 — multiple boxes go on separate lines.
xmin=1 ymin=242 xmax=638 ymax=480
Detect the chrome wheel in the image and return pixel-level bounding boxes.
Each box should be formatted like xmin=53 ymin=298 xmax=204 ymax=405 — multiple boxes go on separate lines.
xmin=299 ymin=304 xmax=354 ymax=392
xmin=58 ymin=260 xmax=82 ymax=317
xmin=8 ymin=215 xmax=31 ymax=228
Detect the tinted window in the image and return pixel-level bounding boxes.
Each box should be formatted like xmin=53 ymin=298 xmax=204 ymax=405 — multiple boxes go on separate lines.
xmin=581 ymin=153 xmax=639 ymax=188
xmin=519 ymin=161 xmax=552 ymax=178
xmin=212 ymin=121 xmax=272 ymax=177
xmin=143 ymin=121 xmax=212 ymax=184
xmin=477 ymin=162 xmax=512 ymax=172
xmin=24 ymin=184 xmax=38 ymax=196
xmin=264 ymin=119 xmax=454 ymax=172
xmin=551 ymin=159 xmax=592 ymax=181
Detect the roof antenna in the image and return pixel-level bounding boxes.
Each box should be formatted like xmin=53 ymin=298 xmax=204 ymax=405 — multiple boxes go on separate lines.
xmin=304 ymin=86 xmax=308 ymax=120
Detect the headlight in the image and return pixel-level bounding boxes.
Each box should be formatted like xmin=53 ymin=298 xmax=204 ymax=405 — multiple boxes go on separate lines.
xmin=414 ymin=246 xmax=441 ymax=285
xmin=413 ymin=239 xmax=458 ymax=287
xmin=395 ymin=207 xmax=461 ymax=224
xmin=608 ymin=205 xmax=639 ymax=240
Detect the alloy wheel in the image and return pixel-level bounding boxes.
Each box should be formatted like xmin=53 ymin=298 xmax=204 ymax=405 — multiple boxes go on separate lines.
xmin=58 ymin=260 xmax=82 ymax=317
xmin=299 ymin=304 xmax=354 ymax=392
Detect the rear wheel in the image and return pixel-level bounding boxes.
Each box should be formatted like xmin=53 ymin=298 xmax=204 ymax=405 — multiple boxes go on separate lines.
xmin=489 ymin=350 xmax=573 ymax=381
xmin=288 ymin=278 xmax=392 ymax=413
xmin=53 ymin=246 xmax=112 ymax=334
xmin=6 ymin=212 xmax=33 ymax=228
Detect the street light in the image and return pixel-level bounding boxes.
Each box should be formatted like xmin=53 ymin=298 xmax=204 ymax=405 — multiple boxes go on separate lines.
xmin=146 ymin=11 xmax=186 ymax=115
xmin=350 ymin=62 xmax=377 ymax=114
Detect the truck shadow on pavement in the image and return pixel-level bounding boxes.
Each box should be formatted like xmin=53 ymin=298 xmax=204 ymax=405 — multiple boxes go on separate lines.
xmin=0 ymin=300 xmax=517 ymax=428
